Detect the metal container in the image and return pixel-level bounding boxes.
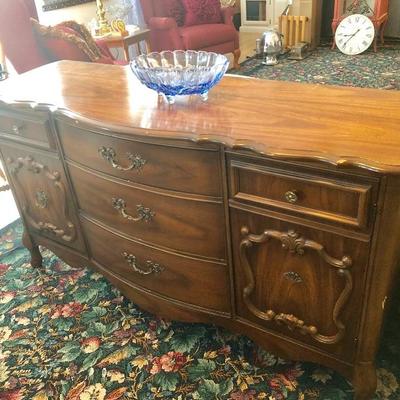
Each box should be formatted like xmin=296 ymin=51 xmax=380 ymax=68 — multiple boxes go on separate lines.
xmin=288 ymin=42 xmax=310 ymax=60
xmin=261 ymin=28 xmax=283 ymax=66
xmin=0 ymin=64 xmax=8 ymax=81
xmin=255 ymin=38 xmax=263 ymax=59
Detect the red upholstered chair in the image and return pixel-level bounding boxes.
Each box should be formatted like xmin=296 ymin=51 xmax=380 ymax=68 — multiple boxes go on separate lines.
xmin=0 ymin=0 xmax=47 ymax=73
xmin=0 ymin=0 xmax=126 ymax=74
xmin=139 ymin=0 xmax=240 ymax=69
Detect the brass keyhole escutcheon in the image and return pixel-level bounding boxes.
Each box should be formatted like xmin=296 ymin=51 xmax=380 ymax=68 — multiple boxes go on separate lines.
xmin=285 ymin=190 xmax=299 ymax=204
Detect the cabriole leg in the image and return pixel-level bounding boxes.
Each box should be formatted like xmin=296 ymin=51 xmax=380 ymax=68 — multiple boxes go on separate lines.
xmin=22 ymin=229 xmax=42 ymax=268
xmin=233 ymin=49 xmax=241 ymax=70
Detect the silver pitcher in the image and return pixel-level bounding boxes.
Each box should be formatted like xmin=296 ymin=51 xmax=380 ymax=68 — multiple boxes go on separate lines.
xmin=261 ymin=28 xmax=283 ymax=66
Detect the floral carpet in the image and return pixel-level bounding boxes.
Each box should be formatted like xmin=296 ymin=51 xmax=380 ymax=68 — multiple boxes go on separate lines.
xmin=0 ymin=220 xmax=399 ymax=399
xmin=230 ymin=44 xmax=400 ymax=90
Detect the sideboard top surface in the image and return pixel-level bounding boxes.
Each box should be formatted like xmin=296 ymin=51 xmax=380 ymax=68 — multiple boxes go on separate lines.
xmin=1 ymin=61 xmax=400 ymax=173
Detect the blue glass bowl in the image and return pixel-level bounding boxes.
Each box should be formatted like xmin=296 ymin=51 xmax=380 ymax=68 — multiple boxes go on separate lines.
xmin=130 ymin=50 xmax=229 ymax=104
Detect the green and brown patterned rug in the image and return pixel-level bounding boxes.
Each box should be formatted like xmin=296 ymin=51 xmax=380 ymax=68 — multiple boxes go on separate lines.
xmin=230 ymin=44 xmax=400 ymax=90
xmin=0 ymin=220 xmax=399 ymax=399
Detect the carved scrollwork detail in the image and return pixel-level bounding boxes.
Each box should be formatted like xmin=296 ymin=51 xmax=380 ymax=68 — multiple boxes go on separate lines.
xmin=35 ymin=191 xmax=48 ymax=209
xmin=112 ymin=198 xmax=155 ymax=222
xmin=122 ymin=252 xmax=164 ymax=275
xmin=280 ymin=229 xmax=306 ymax=255
xmin=239 ymin=226 xmax=353 ymax=345
xmin=6 ymin=156 xmax=76 ymax=242
xmin=98 ymin=146 xmax=146 ymax=172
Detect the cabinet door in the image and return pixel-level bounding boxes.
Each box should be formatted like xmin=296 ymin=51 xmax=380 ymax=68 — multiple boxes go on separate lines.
xmin=1 ymin=144 xmax=85 ymax=252
xmin=231 ymin=209 xmax=369 ymax=361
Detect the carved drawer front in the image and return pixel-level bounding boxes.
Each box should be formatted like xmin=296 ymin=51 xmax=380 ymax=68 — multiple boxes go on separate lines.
xmin=0 ymin=108 xmax=53 ymax=150
xmin=229 ymin=159 xmax=377 ymax=230
xmin=57 ymin=120 xmax=222 ymax=197
xmin=1 ymin=144 xmax=85 ymax=252
xmin=82 ymin=217 xmax=230 ymax=313
xmin=69 ymin=163 xmax=226 ymax=261
xmin=231 ymin=209 xmax=370 ymax=361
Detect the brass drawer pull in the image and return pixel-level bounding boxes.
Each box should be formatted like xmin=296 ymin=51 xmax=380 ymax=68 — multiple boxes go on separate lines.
xmin=122 ymin=252 xmax=164 ymax=275
xmin=12 ymin=124 xmax=25 ymax=135
xmin=285 ymin=190 xmax=299 ymax=204
xmin=98 ymin=146 xmax=146 ymax=172
xmin=112 ymin=198 xmax=155 ymax=222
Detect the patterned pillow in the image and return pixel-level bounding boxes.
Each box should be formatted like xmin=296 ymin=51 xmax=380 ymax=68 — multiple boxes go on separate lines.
xmin=165 ymin=0 xmax=185 ymax=27
xmin=31 ymin=19 xmax=104 ymax=62
xmin=181 ymin=0 xmax=222 ymax=27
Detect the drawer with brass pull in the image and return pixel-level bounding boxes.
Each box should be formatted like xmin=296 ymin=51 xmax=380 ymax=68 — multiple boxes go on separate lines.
xmin=0 ymin=109 xmax=53 ymax=149
xmin=228 ymin=158 xmax=378 ymax=230
xmin=68 ymin=163 xmax=227 ymax=261
xmin=82 ymin=217 xmax=231 ymax=313
xmin=57 ymin=119 xmax=222 ymax=196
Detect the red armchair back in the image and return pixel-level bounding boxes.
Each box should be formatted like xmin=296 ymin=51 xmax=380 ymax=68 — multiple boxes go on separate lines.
xmin=0 ymin=0 xmax=47 ymax=74
xmin=141 ymin=0 xmax=173 ymax=23
xmin=24 ymin=0 xmax=39 ymax=20
xmin=139 ymin=0 xmax=241 ymax=69
xmin=0 ymin=0 xmax=126 ymax=74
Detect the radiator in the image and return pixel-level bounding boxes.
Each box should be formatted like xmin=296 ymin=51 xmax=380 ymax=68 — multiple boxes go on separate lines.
xmin=279 ymin=15 xmax=309 ymax=49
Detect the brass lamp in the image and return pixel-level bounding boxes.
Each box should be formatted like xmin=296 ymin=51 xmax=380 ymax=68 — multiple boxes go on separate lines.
xmin=95 ymin=0 xmax=112 ymax=36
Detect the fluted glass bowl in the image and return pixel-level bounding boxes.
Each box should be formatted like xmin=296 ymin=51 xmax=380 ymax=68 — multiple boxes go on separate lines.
xmin=130 ymin=50 xmax=229 ymax=104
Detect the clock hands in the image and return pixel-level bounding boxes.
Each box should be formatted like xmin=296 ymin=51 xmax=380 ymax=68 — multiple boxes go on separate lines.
xmin=344 ymin=29 xmax=360 ymax=46
xmin=342 ymin=31 xmax=360 ymax=37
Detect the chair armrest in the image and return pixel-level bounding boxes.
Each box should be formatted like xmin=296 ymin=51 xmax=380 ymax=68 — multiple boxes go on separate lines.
xmin=221 ymin=6 xmax=236 ymax=26
xmin=149 ymin=17 xmax=178 ymax=31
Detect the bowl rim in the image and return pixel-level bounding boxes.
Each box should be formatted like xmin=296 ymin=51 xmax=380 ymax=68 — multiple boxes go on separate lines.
xmin=130 ymin=50 xmax=229 ymax=73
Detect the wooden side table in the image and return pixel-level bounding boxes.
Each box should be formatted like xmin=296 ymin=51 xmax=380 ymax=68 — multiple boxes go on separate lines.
xmin=101 ymin=28 xmax=151 ymax=62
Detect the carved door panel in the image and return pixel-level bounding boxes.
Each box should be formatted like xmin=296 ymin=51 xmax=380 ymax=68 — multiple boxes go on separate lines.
xmin=231 ymin=209 xmax=369 ymax=361
xmin=1 ymin=144 xmax=85 ymax=252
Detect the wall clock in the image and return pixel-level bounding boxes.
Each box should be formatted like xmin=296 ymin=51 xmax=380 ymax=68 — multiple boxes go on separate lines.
xmin=335 ymin=13 xmax=375 ymax=55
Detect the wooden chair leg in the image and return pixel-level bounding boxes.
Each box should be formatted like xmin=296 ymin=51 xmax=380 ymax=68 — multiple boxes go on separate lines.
xmin=380 ymin=20 xmax=388 ymax=45
xmin=233 ymin=49 xmax=241 ymax=70
xmin=331 ymin=21 xmax=338 ymax=50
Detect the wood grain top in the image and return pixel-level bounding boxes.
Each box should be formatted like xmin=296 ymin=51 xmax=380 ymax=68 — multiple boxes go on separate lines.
xmin=1 ymin=61 xmax=400 ymax=173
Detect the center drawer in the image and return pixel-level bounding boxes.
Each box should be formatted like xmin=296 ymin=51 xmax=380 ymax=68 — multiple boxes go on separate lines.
xmin=68 ymin=163 xmax=227 ymax=260
xmin=57 ymin=119 xmax=222 ymax=197
xmin=82 ymin=217 xmax=230 ymax=313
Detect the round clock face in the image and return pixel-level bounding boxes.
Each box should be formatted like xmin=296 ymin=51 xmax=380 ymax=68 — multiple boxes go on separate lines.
xmin=335 ymin=14 xmax=375 ymax=55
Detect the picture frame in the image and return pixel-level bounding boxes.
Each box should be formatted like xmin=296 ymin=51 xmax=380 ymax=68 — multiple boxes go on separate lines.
xmin=42 ymin=0 xmax=94 ymax=12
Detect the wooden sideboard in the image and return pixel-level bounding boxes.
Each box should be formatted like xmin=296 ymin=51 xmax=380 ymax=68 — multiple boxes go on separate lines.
xmin=1 ymin=61 xmax=400 ymax=399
